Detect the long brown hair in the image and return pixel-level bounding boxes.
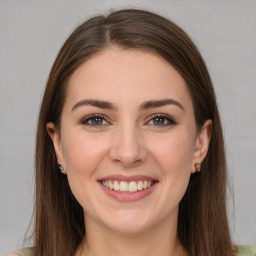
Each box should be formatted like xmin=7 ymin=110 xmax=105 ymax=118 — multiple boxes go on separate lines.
xmin=34 ymin=8 xmax=235 ymax=256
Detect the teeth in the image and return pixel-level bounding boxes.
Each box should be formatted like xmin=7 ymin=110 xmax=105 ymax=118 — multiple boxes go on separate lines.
xmin=109 ymin=180 xmax=114 ymax=189
xmin=101 ymin=180 xmax=154 ymax=193
xmin=120 ymin=181 xmax=129 ymax=192
xmin=113 ymin=181 xmax=119 ymax=191
xmin=129 ymin=181 xmax=137 ymax=192
xmin=137 ymin=181 xmax=143 ymax=190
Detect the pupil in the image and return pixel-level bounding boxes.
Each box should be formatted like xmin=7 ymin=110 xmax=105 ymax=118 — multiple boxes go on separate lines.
xmin=92 ymin=118 xmax=102 ymax=125
xmin=154 ymin=117 xmax=164 ymax=125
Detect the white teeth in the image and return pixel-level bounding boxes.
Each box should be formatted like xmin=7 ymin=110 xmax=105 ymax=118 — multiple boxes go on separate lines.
xmin=120 ymin=181 xmax=129 ymax=192
xmin=113 ymin=181 xmax=119 ymax=191
xmin=143 ymin=181 xmax=148 ymax=189
xmin=129 ymin=181 xmax=137 ymax=192
xmin=101 ymin=180 xmax=154 ymax=193
xmin=109 ymin=180 xmax=113 ymax=189
xmin=137 ymin=181 xmax=143 ymax=191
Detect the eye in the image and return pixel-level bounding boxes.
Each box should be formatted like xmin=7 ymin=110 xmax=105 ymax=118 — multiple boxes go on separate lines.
xmin=80 ymin=114 xmax=110 ymax=127
xmin=147 ymin=114 xmax=176 ymax=126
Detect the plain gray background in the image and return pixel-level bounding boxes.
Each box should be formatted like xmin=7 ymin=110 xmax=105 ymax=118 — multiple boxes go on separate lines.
xmin=0 ymin=0 xmax=255 ymax=253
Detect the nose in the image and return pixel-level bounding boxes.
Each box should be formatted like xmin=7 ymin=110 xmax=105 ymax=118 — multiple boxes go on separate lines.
xmin=109 ymin=123 xmax=148 ymax=168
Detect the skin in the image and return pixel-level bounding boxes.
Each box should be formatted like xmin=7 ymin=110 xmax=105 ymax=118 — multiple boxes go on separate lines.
xmin=47 ymin=47 xmax=212 ymax=256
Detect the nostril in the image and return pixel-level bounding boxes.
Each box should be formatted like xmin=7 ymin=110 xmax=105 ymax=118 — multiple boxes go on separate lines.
xmin=109 ymin=133 xmax=148 ymax=167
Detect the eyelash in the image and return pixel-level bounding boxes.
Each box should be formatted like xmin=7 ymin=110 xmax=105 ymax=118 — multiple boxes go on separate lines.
xmin=79 ymin=114 xmax=176 ymax=127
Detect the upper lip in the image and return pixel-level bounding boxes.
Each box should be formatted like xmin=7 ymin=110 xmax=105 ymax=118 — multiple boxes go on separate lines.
xmin=98 ymin=174 xmax=157 ymax=182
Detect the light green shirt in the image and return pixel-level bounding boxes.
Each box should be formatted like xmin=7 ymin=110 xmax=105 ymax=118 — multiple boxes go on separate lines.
xmin=13 ymin=244 xmax=256 ymax=255
xmin=237 ymin=243 xmax=256 ymax=255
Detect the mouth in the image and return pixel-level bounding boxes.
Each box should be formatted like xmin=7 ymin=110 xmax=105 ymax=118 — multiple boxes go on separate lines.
xmin=101 ymin=180 xmax=155 ymax=193
xmin=98 ymin=175 xmax=158 ymax=202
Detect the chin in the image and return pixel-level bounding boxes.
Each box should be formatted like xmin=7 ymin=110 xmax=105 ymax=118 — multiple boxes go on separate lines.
xmin=100 ymin=209 xmax=154 ymax=234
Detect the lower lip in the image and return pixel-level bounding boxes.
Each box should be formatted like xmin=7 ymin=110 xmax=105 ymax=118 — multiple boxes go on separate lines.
xmin=98 ymin=181 xmax=158 ymax=202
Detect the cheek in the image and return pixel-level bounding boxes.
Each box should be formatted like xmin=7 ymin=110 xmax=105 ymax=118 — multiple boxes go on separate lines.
xmin=61 ymin=131 xmax=108 ymax=176
xmin=151 ymin=133 xmax=194 ymax=205
xmin=61 ymin=132 xmax=110 ymax=210
xmin=143 ymin=132 xmax=195 ymax=218
xmin=148 ymin=131 xmax=195 ymax=174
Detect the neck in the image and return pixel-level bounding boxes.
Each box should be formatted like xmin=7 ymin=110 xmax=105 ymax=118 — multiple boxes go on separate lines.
xmin=76 ymin=215 xmax=187 ymax=256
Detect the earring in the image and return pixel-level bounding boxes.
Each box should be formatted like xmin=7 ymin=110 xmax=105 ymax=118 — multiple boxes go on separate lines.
xmin=195 ymin=163 xmax=201 ymax=172
xmin=58 ymin=164 xmax=65 ymax=173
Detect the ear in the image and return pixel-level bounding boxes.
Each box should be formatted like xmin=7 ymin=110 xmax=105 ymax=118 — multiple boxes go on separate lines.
xmin=46 ymin=122 xmax=67 ymax=174
xmin=191 ymin=119 xmax=212 ymax=173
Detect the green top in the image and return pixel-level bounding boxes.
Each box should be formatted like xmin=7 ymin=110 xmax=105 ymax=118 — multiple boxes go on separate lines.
xmin=237 ymin=244 xmax=256 ymax=255
xmin=13 ymin=244 xmax=256 ymax=255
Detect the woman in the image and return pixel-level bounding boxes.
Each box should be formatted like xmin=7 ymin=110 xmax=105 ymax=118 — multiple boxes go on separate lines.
xmin=9 ymin=8 xmax=255 ymax=256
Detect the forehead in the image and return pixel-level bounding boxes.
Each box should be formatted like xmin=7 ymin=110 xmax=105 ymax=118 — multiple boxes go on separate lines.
xmin=66 ymin=47 xmax=193 ymax=109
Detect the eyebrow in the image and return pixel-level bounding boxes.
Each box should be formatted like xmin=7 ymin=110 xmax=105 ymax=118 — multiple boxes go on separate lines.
xmin=71 ymin=98 xmax=184 ymax=112
xmin=139 ymin=99 xmax=184 ymax=111
xmin=71 ymin=99 xmax=116 ymax=111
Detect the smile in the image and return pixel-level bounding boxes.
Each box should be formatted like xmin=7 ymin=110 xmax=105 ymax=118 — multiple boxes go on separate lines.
xmin=98 ymin=175 xmax=158 ymax=202
xmin=101 ymin=180 xmax=154 ymax=193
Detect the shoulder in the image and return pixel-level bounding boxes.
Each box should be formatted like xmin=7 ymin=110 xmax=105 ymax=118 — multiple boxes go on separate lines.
xmin=237 ymin=243 xmax=256 ymax=256
xmin=3 ymin=248 xmax=33 ymax=256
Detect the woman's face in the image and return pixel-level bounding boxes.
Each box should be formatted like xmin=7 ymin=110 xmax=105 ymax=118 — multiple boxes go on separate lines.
xmin=48 ymin=47 xmax=211 ymax=234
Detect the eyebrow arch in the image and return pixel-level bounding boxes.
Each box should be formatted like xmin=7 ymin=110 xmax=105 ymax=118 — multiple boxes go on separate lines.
xmin=140 ymin=99 xmax=184 ymax=111
xmin=71 ymin=99 xmax=117 ymax=112
xmin=71 ymin=98 xmax=184 ymax=112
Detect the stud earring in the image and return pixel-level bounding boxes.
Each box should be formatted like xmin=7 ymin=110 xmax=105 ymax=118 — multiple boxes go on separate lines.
xmin=58 ymin=164 xmax=65 ymax=173
xmin=195 ymin=163 xmax=201 ymax=172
